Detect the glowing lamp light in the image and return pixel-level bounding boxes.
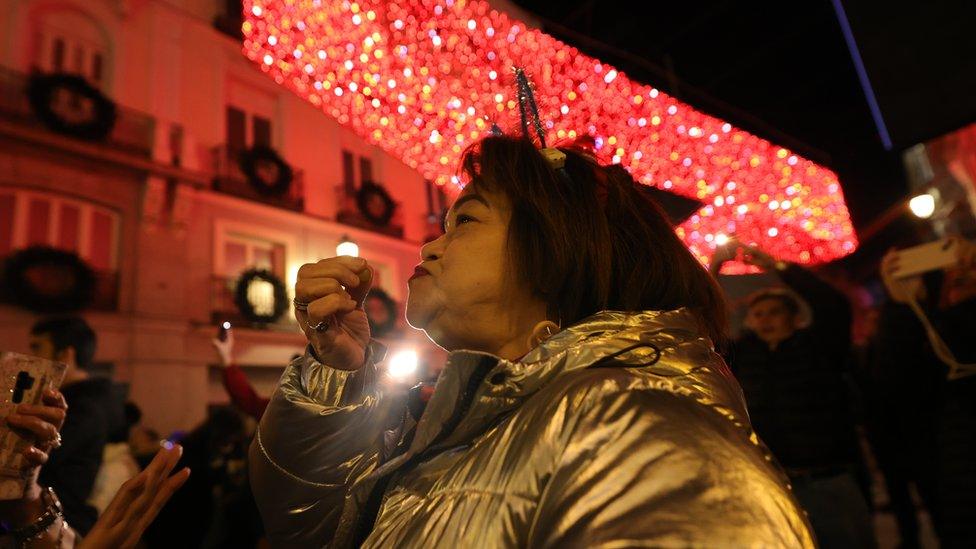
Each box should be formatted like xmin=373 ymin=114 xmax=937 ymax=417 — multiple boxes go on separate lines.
xmin=222 ymin=321 xmax=232 ymax=330
xmin=909 ymin=193 xmax=936 ymax=219
xmin=244 ymin=0 xmax=858 ymax=272
xmin=714 ymin=233 xmax=729 ymax=246
xmin=388 ymin=349 xmax=419 ymax=379
xmin=336 ymin=235 xmax=359 ymax=257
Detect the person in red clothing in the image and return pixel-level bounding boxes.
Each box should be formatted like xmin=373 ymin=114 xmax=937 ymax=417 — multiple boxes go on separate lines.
xmin=211 ymin=331 xmax=270 ymax=420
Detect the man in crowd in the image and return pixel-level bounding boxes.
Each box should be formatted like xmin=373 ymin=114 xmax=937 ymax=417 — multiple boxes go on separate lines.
xmin=28 ymin=317 xmax=124 ymax=535
xmin=711 ymin=240 xmax=875 ymax=548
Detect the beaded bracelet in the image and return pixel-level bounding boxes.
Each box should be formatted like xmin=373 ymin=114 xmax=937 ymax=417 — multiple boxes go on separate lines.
xmin=11 ymin=488 xmax=63 ymax=547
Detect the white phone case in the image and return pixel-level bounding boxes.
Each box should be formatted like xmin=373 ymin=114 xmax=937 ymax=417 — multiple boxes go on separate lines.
xmin=0 ymin=352 xmax=67 ymax=500
xmin=892 ymin=239 xmax=959 ymax=279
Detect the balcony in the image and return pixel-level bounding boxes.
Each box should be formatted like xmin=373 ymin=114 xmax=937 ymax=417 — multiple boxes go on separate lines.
xmin=334 ymin=185 xmax=405 ymax=239
xmin=0 ymin=66 xmax=155 ymax=157
xmin=211 ymin=145 xmax=305 ymax=213
xmin=209 ymin=274 xmax=296 ymax=330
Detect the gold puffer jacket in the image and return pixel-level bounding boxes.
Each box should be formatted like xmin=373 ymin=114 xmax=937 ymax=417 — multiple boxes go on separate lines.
xmin=250 ymin=309 xmax=815 ymax=548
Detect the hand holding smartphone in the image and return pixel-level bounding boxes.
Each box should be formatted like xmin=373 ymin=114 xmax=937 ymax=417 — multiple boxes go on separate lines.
xmin=0 ymin=352 xmax=67 ymax=500
xmin=890 ymin=238 xmax=960 ymax=279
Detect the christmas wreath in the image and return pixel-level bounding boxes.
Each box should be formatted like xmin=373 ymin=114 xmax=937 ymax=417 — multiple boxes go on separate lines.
xmin=238 ymin=146 xmax=293 ymax=197
xmin=233 ymin=269 xmax=289 ymax=324
xmin=356 ymin=181 xmax=396 ymax=226
xmin=363 ymin=288 xmax=398 ymax=337
xmin=1 ymin=246 xmax=96 ymax=313
xmin=27 ymin=72 xmax=117 ymax=141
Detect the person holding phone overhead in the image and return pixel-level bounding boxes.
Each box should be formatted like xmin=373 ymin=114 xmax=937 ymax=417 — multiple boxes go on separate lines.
xmin=211 ymin=323 xmax=272 ymax=420
xmin=710 ymin=238 xmax=874 ymax=549
xmin=873 ymin=236 xmax=976 ymax=546
xmin=249 ymin=132 xmax=814 ymax=548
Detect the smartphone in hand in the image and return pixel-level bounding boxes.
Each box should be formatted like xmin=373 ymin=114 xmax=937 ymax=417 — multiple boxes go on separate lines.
xmin=217 ymin=321 xmax=232 ymax=342
xmin=892 ymin=239 xmax=959 ymax=279
xmin=0 ymin=353 xmax=67 ymax=499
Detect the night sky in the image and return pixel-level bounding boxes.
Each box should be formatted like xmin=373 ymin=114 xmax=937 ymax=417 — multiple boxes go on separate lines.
xmin=512 ymin=0 xmax=976 ymax=235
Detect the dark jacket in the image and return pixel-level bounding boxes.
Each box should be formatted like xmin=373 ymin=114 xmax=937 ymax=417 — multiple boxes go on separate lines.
xmin=731 ymin=264 xmax=861 ymax=470
xmin=39 ymin=377 xmax=123 ymax=535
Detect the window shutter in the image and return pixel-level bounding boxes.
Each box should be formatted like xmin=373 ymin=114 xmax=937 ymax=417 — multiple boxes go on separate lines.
xmin=226 ymin=106 xmax=247 ymax=155
xmin=252 ymin=115 xmax=271 ymax=147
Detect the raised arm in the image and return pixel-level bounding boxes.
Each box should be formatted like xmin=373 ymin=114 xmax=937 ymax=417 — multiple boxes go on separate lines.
xmin=249 ymin=345 xmax=402 ymax=547
xmin=249 ymin=256 xmax=405 ymax=547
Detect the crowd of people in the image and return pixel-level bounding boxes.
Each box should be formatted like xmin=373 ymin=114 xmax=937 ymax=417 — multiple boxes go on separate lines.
xmin=707 ymin=236 xmax=976 ymax=548
xmin=2 ymin=138 xmax=975 ymax=548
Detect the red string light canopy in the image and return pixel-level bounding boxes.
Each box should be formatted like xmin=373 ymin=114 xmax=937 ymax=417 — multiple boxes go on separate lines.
xmin=242 ymin=0 xmax=857 ymax=270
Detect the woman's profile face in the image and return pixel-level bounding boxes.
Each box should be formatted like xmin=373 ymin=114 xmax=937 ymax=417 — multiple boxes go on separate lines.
xmin=406 ymin=185 xmax=546 ymax=354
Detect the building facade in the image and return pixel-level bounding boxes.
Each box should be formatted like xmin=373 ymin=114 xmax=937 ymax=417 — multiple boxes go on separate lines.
xmin=0 ymin=0 xmax=446 ymax=433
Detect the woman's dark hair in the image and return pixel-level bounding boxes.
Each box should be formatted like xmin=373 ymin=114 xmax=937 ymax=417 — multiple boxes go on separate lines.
xmin=460 ymin=135 xmax=728 ymax=346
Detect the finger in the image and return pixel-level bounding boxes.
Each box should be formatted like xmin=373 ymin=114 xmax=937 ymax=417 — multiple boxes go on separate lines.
xmin=306 ymin=294 xmax=358 ymax=325
xmin=885 ymin=257 xmax=901 ymax=275
xmin=143 ymin=445 xmax=182 ymax=487
xmin=124 ymin=447 xmax=183 ymax=523
xmin=15 ymin=404 xmax=67 ymax=430
xmin=148 ymin=446 xmax=184 ymax=492
xmin=6 ymin=414 xmax=58 ymax=441
xmin=297 ymin=259 xmax=363 ymax=288
xmin=121 ymin=467 xmax=191 ymax=548
xmin=41 ymin=389 xmax=68 ymax=411
xmin=295 ymin=277 xmax=347 ymax=303
xmin=22 ymin=446 xmax=49 ymax=467
xmin=347 ymin=265 xmax=374 ymax=306
xmin=101 ymin=471 xmax=148 ymax=526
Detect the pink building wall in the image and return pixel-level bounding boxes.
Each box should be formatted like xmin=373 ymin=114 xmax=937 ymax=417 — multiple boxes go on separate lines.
xmin=0 ymin=0 xmax=439 ymax=433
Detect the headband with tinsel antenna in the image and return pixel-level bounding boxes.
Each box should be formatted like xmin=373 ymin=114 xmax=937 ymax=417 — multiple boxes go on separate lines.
xmin=514 ymin=67 xmax=546 ymax=147
xmin=512 ymin=67 xmax=567 ymax=169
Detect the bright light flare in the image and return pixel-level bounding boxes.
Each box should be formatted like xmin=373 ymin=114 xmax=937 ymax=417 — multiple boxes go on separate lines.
xmin=388 ymin=349 xmax=419 ymax=379
xmin=909 ymin=193 xmax=935 ymax=219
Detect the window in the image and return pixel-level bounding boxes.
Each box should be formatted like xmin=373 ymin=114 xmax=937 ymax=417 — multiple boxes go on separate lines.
xmin=253 ymin=116 xmax=271 ymax=147
xmin=342 ymin=150 xmax=356 ymax=194
xmin=359 ymin=157 xmax=373 ymax=183
xmin=226 ymin=79 xmax=276 ymax=152
xmin=341 ymin=150 xmax=376 ymax=191
xmin=34 ymin=9 xmax=110 ymax=85
xmin=226 ymin=106 xmax=247 ymax=155
xmin=214 ymin=224 xmax=292 ymax=322
xmin=0 ymin=189 xmax=120 ymax=271
xmin=220 ymin=233 xmax=286 ymax=278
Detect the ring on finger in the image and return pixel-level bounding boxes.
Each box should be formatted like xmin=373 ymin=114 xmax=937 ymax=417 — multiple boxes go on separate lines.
xmin=311 ymin=319 xmax=330 ymax=332
xmin=293 ymin=298 xmax=310 ymax=312
xmin=50 ymin=432 xmax=62 ymax=449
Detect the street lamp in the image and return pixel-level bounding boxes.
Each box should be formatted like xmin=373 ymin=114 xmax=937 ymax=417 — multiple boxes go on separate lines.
xmin=336 ymin=235 xmax=359 ymax=257
xmin=909 ymin=193 xmax=936 ymax=219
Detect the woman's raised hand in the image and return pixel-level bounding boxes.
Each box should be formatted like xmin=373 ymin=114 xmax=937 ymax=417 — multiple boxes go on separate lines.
xmin=880 ymin=247 xmax=924 ymax=304
xmin=79 ymin=445 xmax=190 ymax=549
xmin=295 ymin=256 xmax=373 ymax=370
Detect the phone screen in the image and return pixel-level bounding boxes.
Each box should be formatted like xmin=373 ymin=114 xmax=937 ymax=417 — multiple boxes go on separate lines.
xmin=218 ymin=321 xmax=232 ymax=342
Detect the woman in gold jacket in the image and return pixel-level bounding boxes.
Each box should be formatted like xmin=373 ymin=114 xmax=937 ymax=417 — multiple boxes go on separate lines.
xmin=250 ymin=136 xmax=815 ymax=548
